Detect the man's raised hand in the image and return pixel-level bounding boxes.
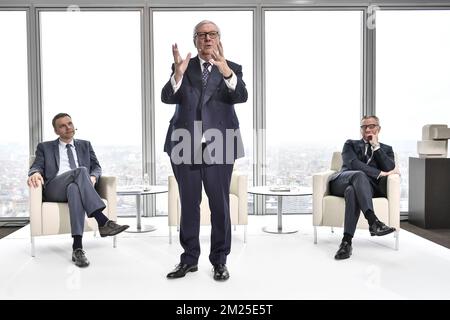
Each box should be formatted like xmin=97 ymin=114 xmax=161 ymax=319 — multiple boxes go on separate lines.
xmin=172 ymin=43 xmax=191 ymax=83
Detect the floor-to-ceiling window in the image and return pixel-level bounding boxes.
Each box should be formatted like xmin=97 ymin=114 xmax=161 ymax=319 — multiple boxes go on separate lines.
xmin=6 ymin=4 xmax=447 ymax=221
xmin=153 ymin=10 xmax=254 ymax=213
xmin=39 ymin=10 xmax=142 ymax=216
xmin=377 ymin=10 xmax=450 ymax=212
xmin=265 ymin=10 xmax=362 ymax=213
xmin=0 ymin=10 xmax=29 ymax=219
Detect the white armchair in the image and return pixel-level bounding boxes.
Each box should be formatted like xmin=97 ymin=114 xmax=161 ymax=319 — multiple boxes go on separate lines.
xmin=312 ymin=152 xmax=400 ymax=250
xmin=29 ymin=175 xmax=118 ymax=257
xmin=168 ymin=171 xmax=248 ymax=244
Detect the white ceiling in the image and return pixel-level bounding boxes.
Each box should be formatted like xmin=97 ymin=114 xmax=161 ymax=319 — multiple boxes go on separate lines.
xmin=1 ymin=0 xmax=450 ymax=8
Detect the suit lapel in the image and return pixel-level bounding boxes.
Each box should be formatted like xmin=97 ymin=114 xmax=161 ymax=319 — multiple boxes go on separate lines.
xmin=74 ymin=139 xmax=81 ymax=167
xmin=185 ymin=56 xmax=202 ymax=91
xmin=186 ymin=56 xmax=222 ymax=104
xmin=359 ymin=139 xmax=366 ymax=151
xmin=53 ymin=139 xmax=60 ymax=170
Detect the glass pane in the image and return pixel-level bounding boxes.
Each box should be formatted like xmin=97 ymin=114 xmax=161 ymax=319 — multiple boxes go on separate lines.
xmin=265 ymin=11 xmax=362 ymax=213
xmin=377 ymin=10 xmax=450 ymax=212
xmin=153 ymin=11 xmax=254 ymax=214
xmin=0 ymin=11 xmax=29 ymax=219
xmin=40 ymin=11 xmax=142 ymax=216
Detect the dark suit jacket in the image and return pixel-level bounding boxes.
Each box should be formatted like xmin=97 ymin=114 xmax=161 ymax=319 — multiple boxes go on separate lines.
xmin=330 ymin=139 xmax=395 ymax=182
xmin=161 ymin=56 xmax=248 ymax=164
xmin=28 ymin=138 xmax=102 ymax=187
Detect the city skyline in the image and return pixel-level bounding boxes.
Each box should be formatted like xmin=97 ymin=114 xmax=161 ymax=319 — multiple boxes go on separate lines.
xmin=1 ymin=140 xmax=419 ymax=218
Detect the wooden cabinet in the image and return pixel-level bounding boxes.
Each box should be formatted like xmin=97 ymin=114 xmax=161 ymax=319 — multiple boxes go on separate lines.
xmin=409 ymin=157 xmax=450 ymax=228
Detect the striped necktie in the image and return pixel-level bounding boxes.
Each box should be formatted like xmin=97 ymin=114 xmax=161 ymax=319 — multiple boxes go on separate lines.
xmin=202 ymin=62 xmax=210 ymax=88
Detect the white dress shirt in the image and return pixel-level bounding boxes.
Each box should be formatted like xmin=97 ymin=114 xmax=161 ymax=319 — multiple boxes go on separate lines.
xmin=170 ymin=57 xmax=237 ymax=93
xmin=57 ymin=139 xmax=79 ymax=176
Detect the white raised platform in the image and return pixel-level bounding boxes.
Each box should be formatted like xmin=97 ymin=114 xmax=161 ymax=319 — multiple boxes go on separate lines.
xmin=0 ymin=215 xmax=449 ymax=300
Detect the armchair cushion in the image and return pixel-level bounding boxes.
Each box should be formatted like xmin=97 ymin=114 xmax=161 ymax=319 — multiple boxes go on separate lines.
xmin=168 ymin=171 xmax=248 ymax=227
xmin=29 ymin=175 xmax=117 ymax=237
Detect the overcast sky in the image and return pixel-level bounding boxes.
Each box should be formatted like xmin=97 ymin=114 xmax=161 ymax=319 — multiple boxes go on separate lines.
xmin=1 ymin=9 xmax=450 ymax=148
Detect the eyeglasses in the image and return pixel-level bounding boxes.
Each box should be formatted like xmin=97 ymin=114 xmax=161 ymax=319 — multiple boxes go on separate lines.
xmin=360 ymin=124 xmax=379 ymax=130
xmin=195 ymin=31 xmax=219 ymax=40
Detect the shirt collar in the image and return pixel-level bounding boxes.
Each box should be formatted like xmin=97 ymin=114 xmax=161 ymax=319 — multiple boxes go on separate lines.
xmin=199 ymin=57 xmax=211 ymax=70
xmin=59 ymin=139 xmax=74 ymax=148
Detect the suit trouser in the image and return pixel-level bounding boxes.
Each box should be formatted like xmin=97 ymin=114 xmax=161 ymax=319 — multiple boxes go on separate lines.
xmin=171 ymin=161 xmax=234 ymax=266
xmin=329 ymin=170 xmax=385 ymax=237
xmin=43 ymin=167 xmax=106 ymax=236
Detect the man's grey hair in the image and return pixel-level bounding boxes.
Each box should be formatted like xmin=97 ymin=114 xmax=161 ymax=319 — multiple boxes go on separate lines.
xmin=361 ymin=115 xmax=380 ymax=126
xmin=193 ymin=20 xmax=221 ymax=39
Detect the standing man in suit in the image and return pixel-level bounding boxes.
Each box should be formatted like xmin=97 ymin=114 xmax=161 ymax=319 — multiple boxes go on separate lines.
xmin=329 ymin=115 xmax=397 ymax=260
xmin=162 ymin=20 xmax=248 ymax=281
xmin=27 ymin=113 xmax=129 ymax=267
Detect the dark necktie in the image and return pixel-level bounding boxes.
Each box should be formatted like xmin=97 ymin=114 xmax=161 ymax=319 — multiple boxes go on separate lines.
xmin=366 ymin=143 xmax=372 ymax=162
xmin=66 ymin=144 xmax=77 ymax=169
xmin=202 ymin=62 xmax=210 ymax=88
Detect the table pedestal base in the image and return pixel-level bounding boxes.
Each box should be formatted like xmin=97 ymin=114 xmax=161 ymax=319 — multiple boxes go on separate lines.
xmin=126 ymin=225 xmax=157 ymax=233
xmin=262 ymin=226 xmax=298 ymax=234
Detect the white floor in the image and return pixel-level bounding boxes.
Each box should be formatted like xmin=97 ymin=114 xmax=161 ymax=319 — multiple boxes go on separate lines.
xmin=1 ymin=214 xmax=450 ymax=300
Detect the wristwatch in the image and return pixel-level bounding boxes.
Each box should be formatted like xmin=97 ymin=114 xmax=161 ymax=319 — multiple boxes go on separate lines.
xmin=223 ymin=72 xmax=233 ymax=80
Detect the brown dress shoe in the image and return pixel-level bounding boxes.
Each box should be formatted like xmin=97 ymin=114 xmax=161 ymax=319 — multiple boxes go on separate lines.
xmin=99 ymin=220 xmax=129 ymax=237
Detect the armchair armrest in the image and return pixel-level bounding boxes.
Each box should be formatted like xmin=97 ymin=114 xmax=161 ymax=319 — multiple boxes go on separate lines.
xmin=168 ymin=176 xmax=179 ymax=226
xmin=230 ymin=171 xmax=246 ymax=196
xmin=29 ymin=183 xmax=43 ymax=236
xmin=96 ymin=176 xmax=117 ymax=221
xmin=387 ymin=173 xmax=401 ymax=229
xmin=312 ymin=170 xmax=336 ymax=226
xmin=230 ymin=171 xmax=248 ymax=224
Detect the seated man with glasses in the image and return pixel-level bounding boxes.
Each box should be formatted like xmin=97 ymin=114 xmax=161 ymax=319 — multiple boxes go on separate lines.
xmin=329 ymin=115 xmax=397 ymax=260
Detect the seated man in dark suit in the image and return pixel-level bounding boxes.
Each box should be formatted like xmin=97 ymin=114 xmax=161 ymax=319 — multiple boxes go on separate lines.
xmin=27 ymin=113 xmax=129 ymax=267
xmin=329 ymin=115 xmax=397 ymax=260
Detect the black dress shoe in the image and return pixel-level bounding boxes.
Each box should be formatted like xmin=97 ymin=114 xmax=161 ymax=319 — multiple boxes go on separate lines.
xmin=334 ymin=241 xmax=352 ymax=260
xmin=99 ymin=220 xmax=129 ymax=237
xmin=213 ymin=264 xmax=230 ymax=281
xmin=166 ymin=263 xmax=198 ymax=279
xmin=369 ymin=220 xmax=396 ymax=236
xmin=72 ymin=248 xmax=90 ymax=267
